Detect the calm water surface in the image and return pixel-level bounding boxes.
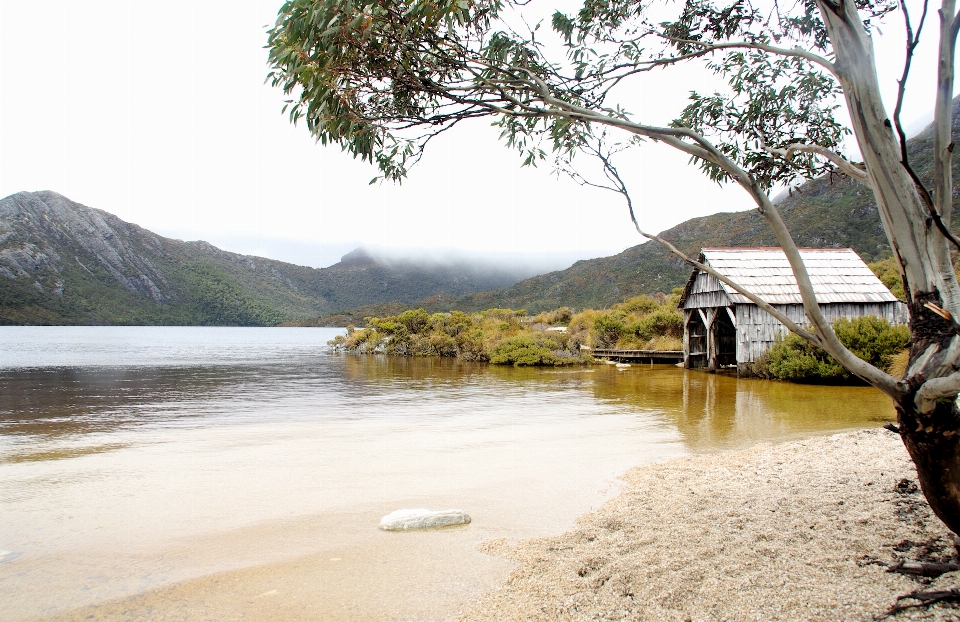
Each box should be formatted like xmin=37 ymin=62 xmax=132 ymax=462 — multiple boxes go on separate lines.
xmin=0 ymin=327 xmax=896 ymax=621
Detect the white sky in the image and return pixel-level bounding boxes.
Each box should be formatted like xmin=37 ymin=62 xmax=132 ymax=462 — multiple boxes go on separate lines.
xmin=0 ymin=0 xmax=950 ymax=268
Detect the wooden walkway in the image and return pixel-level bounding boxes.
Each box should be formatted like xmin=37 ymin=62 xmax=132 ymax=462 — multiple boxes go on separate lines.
xmin=589 ymin=348 xmax=684 ymax=364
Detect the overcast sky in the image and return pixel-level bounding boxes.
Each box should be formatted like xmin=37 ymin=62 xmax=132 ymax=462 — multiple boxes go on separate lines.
xmin=0 ymin=0 xmax=950 ymax=269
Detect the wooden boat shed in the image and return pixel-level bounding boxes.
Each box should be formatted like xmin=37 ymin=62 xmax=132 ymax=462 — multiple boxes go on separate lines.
xmin=678 ymin=248 xmax=906 ymax=375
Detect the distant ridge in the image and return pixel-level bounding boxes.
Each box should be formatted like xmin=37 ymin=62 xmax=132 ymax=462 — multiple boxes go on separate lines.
xmin=311 ymin=96 xmax=960 ymax=323
xmin=0 ymin=192 xmax=536 ymax=325
xmin=8 ymin=99 xmax=960 ymax=326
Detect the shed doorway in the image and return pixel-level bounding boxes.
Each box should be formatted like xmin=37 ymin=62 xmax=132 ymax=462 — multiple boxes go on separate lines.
xmin=713 ymin=308 xmax=736 ymax=369
xmin=686 ymin=312 xmax=707 ymax=369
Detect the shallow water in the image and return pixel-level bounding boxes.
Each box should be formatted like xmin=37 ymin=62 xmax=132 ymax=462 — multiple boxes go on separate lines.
xmin=0 ymin=327 xmax=895 ymax=621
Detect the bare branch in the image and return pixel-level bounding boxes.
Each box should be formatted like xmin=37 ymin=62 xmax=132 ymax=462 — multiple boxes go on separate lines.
xmin=532 ymin=91 xmax=901 ymax=396
xmin=888 ymin=0 xmax=960 ymax=254
xmin=765 ymin=142 xmax=870 ymax=184
xmin=655 ymin=36 xmax=839 ymax=77
xmin=750 ymin=188 xmax=904 ymax=396
xmin=567 ymin=137 xmax=827 ymax=346
xmin=916 ymin=368 xmax=960 ymax=414
xmin=934 ymin=0 xmax=959 ymax=230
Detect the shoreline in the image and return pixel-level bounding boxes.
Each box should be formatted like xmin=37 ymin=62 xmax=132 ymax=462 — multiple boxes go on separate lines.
xmin=458 ymin=428 xmax=960 ymax=621
xmin=28 ymin=427 xmax=950 ymax=621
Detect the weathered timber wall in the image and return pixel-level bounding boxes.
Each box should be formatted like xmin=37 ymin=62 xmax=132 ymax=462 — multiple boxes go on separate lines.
xmin=683 ymin=272 xmax=730 ymax=310
xmin=733 ymin=302 xmax=907 ymax=363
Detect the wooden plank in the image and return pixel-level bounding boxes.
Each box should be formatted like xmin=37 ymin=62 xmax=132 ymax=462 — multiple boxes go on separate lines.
xmin=591 ymin=349 xmax=684 ymax=364
xmin=706 ymin=309 xmax=718 ymax=372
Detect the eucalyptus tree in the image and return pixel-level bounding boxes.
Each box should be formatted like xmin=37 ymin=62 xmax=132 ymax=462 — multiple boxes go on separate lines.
xmin=268 ymin=0 xmax=960 ymax=532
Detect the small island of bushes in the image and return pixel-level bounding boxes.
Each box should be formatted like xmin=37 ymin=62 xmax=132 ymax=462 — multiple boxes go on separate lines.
xmin=329 ymin=291 xmax=910 ymax=384
xmin=329 ymin=293 xmax=684 ymax=366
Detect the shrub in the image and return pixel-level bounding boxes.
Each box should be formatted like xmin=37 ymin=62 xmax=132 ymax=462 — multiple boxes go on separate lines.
xmin=644 ymin=335 xmax=683 ymax=351
xmin=428 ymin=333 xmax=458 ymax=357
xmin=832 ymin=316 xmax=910 ymax=370
xmin=456 ymin=330 xmax=489 ymax=362
xmin=368 ymin=318 xmax=403 ymax=335
xmin=406 ymin=334 xmax=435 ymax=356
xmin=397 ymin=308 xmax=431 ymax=334
xmin=481 ymin=308 xmax=526 ymax=321
xmin=328 ymin=294 xmax=684 ymax=364
xmin=330 ymin=326 xmax=384 ymax=352
xmin=489 ymin=334 xmax=570 ymax=366
xmin=441 ymin=311 xmax=473 ymax=336
xmin=767 ymin=333 xmax=846 ymax=381
xmin=532 ymin=306 xmax=574 ymax=326
xmin=384 ymin=331 xmax=412 ymax=355
xmin=764 ymin=316 xmax=910 ymax=382
xmin=633 ymin=307 xmax=683 ymax=341
xmin=593 ymin=312 xmax=626 ymax=347
xmin=616 ymin=295 xmax=659 ymax=315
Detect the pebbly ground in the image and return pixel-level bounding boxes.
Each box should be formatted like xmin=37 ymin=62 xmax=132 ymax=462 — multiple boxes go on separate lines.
xmin=459 ymin=429 xmax=960 ymax=621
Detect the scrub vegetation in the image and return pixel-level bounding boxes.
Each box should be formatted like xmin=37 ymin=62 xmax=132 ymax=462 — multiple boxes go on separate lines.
xmin=328 ymin=294 xmax=683 ymax=366
xmin=751 ymin=316 xmax=910 ymax=383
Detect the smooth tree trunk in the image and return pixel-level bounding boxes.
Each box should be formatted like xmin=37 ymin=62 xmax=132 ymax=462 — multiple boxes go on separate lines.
xmin=817 ymin=0 xmax=960 ymax=533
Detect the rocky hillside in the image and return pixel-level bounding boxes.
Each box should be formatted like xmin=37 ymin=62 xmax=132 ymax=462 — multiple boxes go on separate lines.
xmin=313 ymin=97 xmax=960 ymax=322
xmin=0 ymin=192 xmax=534 ymax=325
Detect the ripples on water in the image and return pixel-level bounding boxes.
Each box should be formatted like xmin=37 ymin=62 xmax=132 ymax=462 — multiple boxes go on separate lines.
xmin=0 ymin=326 xmax=896 ymax=621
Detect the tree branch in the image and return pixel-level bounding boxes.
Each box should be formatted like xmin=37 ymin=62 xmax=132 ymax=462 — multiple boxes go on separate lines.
xmin=578 ymin=144 xmax=825 ymax=344
xmin=765 ymin=142 xmax=870 ymax=184
xmin=916 ymin=368 xmax=960 ymax=413
xmin=654 ymin=36 xmax=839 ymax=77
xmin=890 ymin=0 xmax=960 ymax=254
xmin=934 ymin=0 xmax=959 ymax=231
xmin=530 ymin=88 xmax=902 ymax=396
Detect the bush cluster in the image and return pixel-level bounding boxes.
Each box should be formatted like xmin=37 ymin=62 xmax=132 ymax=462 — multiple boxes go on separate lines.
xmin=329 ymin=307 xmax=585 ymax=365
xmin=489 ymin=334 xmax=579 ymax=366
xmin=570 ymin=293 xmax=683 ymax=351
xmin=752 ymin=316 xmax=910 ymax=382
xmin=329 ymin=294 xmax=684 ymax=366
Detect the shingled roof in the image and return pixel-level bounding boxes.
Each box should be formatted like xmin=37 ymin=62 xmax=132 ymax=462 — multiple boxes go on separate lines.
xmin=689 ymin=248 xmax=898 ymax=305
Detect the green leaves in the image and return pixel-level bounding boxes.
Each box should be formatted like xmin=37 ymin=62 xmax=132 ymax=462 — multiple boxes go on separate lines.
xmin=267 ymin=0 xmax=502 ymax=181
xmin=761 ymin=316 xmax=909 ymax=382
xmin=675 ymin=46 xmax=847 ymax=188
xmin=266 ymin=0 xmax=895 ymax=193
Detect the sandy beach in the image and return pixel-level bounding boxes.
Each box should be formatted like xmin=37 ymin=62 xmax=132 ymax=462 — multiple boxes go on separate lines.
xmin=459 ymin=428 xmax=960 ymax=621
xmin=31 ymin=427 xmax=960 ymax=621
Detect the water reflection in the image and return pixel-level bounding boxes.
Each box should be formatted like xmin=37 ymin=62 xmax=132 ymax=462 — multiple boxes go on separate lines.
xmin=587 ymin=365 xmax=894 ymax=450
xmin=1 ymin=353 xmax=895 ymax=458
xmin=0 ymin=329 xmax=899 ymax=622
xmin=336 ymin=355 xmax=895 ymax=451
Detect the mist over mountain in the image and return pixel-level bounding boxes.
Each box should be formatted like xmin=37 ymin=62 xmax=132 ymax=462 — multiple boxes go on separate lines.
xmin=6 ymin=97 xmax=959 ymax=326
xmin=0 ymin=192 xmax=548 ymax=325
xmin=311 ymin=97 xmax=960 ymax=323
xmin=339 ymin=244 xmax=605 ymax=276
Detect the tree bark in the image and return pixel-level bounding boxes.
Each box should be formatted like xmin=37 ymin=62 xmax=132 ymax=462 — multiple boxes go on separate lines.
xmin=897 ymin=399 xmax=960 ymax=534
xmin=817 ymin=0 xmax=960 ymax=532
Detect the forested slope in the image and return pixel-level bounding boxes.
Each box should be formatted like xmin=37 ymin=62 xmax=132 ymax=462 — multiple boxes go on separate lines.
xmin=0 ymin=192 xmax=531 ymax=325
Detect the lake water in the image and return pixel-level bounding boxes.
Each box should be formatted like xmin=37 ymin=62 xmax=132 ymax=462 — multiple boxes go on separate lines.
xmin=0 ymin=327 xmax=896 ymax=621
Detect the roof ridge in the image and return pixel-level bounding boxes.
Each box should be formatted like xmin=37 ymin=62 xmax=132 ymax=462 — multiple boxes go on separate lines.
xmin=684 ymin=247 xmax=899 ymax=305
xmin=700 ymin=247 xmax=856 ymax=252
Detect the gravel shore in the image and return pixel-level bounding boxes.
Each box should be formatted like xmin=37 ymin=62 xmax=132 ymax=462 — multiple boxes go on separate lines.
xmin=460 ymin=429 xmax=960 ymax=621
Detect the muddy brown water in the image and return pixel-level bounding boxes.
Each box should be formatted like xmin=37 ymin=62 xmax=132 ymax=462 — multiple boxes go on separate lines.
xmin=0 ymin=327 xmax=895 ymax=621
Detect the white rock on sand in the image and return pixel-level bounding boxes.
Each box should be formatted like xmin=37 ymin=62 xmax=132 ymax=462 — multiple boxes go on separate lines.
xmin=459 ymin=429 xmax=960 ymax=621
xmin=379 ymin=508 xmax=471 ymax=531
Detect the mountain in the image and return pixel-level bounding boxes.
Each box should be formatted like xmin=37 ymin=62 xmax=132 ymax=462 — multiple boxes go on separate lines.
xmin=8 ymin=99 xmax=959 ymax=326
xmin=312 ymin=97 xmax=960 ymax=323
xmin=0 ymin=192 xmax=536 ymax=325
